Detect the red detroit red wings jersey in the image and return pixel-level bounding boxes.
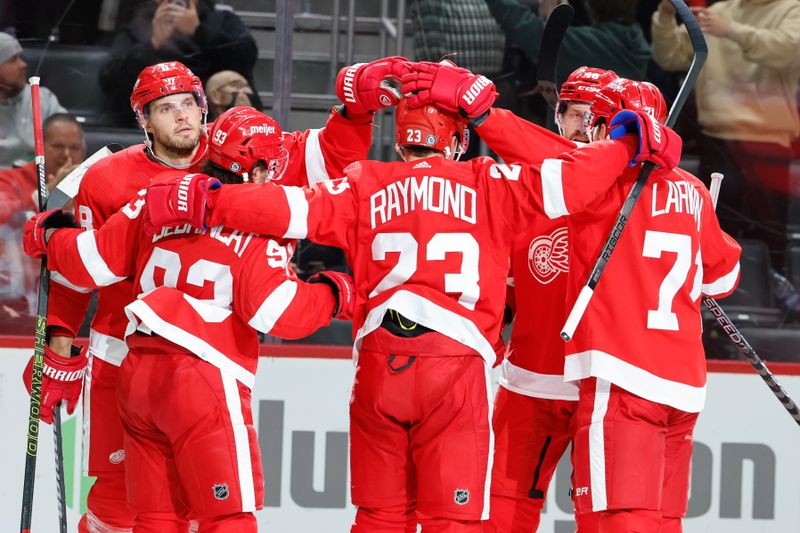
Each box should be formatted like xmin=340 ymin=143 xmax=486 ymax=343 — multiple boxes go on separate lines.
xmin=47 ymin=143 xmax=206 ymax=364
xmin=204 ymin=127 xmax=636 ymax=365
xmin=475 ymin=109 xmax=580 ymax=399
xmin=45 ymin=188 xmax=338 ymax=388
xmin=565 ymin=167 xmax=741 ymax=413
xmin=47 ymin=108 xmax=372 ymax=362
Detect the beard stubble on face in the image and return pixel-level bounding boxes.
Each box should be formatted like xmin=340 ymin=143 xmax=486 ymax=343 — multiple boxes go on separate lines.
xmin=153 ymin=125 xmax=202 ymax=157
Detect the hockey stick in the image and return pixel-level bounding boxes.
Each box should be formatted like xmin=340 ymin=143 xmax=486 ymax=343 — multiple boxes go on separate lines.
xmin=20 ymin=76 xmax=56 ymax=533
xmin=535 ymin=3 xmax=574 ymax=110
xmin=702 ymin=173 xmax=800 ymax=426
xmin=560 ymin=0 xmax=708 ymax=341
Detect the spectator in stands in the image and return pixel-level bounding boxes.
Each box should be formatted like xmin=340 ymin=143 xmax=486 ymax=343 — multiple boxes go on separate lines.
xmin=651 ymin=0 xmax=800 ymax=271
xmin=0 ymin=113 xmax=85 ymax=332
xmin=0 ymin=113 xmax=85 ymax=223
xmin=0 ymin=32 xmax=66 ymax=167
xmin=485 ymin=0 xmax=651 ymax=83
xmin=411 ymin=0 xmax=506 ymax=79
xmin=100 ymin=0 xmax=258 ymax=126
xmin=205 ymin=69 xmax=257 ymax=120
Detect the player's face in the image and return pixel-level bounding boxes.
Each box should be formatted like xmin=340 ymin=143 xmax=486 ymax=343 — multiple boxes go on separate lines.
xmin=559 ymin=101 xmax=591 ymax=142
xmin=44 ymin=121 xmax=86 ymax=178
xmin=146 ymin=93 xmax=203 ymax=156
xmin=0 ymin=53 xmax=27 ymax=98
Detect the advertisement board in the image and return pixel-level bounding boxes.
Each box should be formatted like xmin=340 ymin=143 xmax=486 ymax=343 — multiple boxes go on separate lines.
xmin=1 ymin=344 xmax=798 ymax=532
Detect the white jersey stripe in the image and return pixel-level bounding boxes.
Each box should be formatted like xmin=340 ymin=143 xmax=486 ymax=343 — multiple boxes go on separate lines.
xmin=88 ymin=329 xmax=129 ymax=367
xmin=481 ymin=363 xmax=495 ymax=520
xmin=499 ymin=359 xmax=579 ymax=400
xmin=124 ymin=300 xmax=256 ymax=388
xmin=541 ymin=158 xmax=569 ymax=219
xmin=248 ymin=279 xmax=298 ymax=334
xmin=353 ymin=289 xmax=496 ymax=367
xmin=283 ymin=187 xmax=309 ymax=239
xmin=303 ymin=129 xmax=330 ymax=186
xmin=702 ymin=261 xmax=740 ymax=297
xmin=589 ymin=378 xmax=611 ymax=512
xmin=220 ymin=371 xmax=257 ymax=512
xmin=50 ymin=271 xmax=92 ymax=293
xmin=82 ymin=350 xmax=93 ymax=475
xmin=564 ymin=349 xmax=706 ymax=413
xmin=76 ymin=231 xmax=125 ymax=286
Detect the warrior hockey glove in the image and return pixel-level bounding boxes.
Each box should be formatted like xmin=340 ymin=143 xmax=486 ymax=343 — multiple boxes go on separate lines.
xmin=401 ymin=61 xmax=498 ymax=118
xmin=23 ymin=208 xmax=78 ymax=259
xmin=336 ymin=56 xmax=410 ymax=116
xmin=308 ymin=270 xmax=355 ymax=321
xmin=23 ymin=344 xmax=88 ymax=424
xmin=608 ymin=109 xmax=682 ymax=169
xmin=144 ymin=173 xmax=221 ymax=236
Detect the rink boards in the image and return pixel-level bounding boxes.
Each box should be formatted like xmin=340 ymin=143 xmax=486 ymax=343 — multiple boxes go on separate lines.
xmin=0 ymin=339 xmax=798 ymax=532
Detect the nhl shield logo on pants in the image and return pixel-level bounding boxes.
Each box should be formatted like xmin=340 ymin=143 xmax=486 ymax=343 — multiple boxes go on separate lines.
xmin=213 ymin=483 xmax=230 ymax=500
xmin=454 ymin=488 xmax=470 ymax=505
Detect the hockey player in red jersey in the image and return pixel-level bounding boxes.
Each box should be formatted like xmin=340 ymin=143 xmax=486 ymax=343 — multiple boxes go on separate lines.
xmin=564 ymin=78 xmax=741 ymax=531
xmin=474 ymin=66 xmax=618 ymax=533
xmin=139 ymin=60 xmax=682 ymax=531
xmin=24 ymin=55 xmax=398 ymax=531
xmin=23 ymin=106 xmax=355 ymax=532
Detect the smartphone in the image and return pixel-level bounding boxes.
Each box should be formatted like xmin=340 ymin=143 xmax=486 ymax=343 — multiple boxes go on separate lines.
xmin=169 ymin=0 xmax=188 ymax=6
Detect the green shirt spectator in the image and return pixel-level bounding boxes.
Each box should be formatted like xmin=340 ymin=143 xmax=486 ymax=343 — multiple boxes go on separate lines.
xmin=485 ymin=0 xmax=651 ymax=83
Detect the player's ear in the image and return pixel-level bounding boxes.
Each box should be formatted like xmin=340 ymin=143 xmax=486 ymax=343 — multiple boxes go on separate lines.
xmin=395 ymin=143 xmax=406 ymax=161
xmin=596 ymin=123 xmax=608 ymax=142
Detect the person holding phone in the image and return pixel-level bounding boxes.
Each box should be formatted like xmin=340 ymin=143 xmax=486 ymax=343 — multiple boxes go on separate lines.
xmin=100 ymin=0 xmax=259 ymax=127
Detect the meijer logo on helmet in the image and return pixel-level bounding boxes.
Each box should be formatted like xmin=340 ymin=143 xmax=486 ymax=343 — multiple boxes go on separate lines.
xmin=250 ymin=124 xmax=277 ymax=135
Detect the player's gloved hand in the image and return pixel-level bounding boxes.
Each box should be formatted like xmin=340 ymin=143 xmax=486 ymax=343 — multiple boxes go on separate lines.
xmin=308 ymin=270 xmax=355 ymax=321
xmin=22 ymin=344 xmax=88 ymax=424
xmin=23 ymin=208 xmax=78 ymax=259
xmin=144 ymin=173 xmax=221 ymax=236
xmin=492 ymin=337 xmax=507 ymax=368
xmin=401 ymin=61 xmax=498 ymax=118
xmin=336 ymin=56 xmax=411 ymax=116
xmin=608 ymin=109 xmax=682 ymax=169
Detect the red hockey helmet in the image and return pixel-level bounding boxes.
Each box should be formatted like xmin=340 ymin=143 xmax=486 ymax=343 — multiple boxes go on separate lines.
xmin=556 ymin=66 xmax=618 ymax=135
xmin=395 ymin=98 xmax=469 ymax=159
xmin=585 ymin=78 xmax=668 ymax=140
xmin=558 ymin=66 xmax=619 ymax=106
xmin=130 ymin=61 xmax=207 ymax=126
xmin=208 ymin=106 xmax=289 ymax=182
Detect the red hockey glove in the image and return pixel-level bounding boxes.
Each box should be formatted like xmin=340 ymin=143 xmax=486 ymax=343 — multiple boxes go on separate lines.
xmin=23 ymin=344 xmax=88 ymax=424
xmin=308 ymin=270 xmax=355 ymax=321
xmin=608 ymin=109 xmax=682 ymax=169
xmin=23 ymin=208 xmax=78 ymax=259
xmin=401 ymin=61 xmax=498 ymax=118
xmin=144 ymin=173 xmax=221 ymax=236
xmin=336 ymin=56 xmax=411 ymax=115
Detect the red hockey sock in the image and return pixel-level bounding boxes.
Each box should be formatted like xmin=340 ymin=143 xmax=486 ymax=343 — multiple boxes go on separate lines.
xmin=133 ymin=512 xmax=190 ymax=533
xmin=482 ymin=493 xmax=542 ymax=533
xmin=351 ymin=506 xmax=416 ymax=533
xmin=598 ymin=509 xmax=662 ymax=533
xmin=195 ymin=512 xmax=257 ymax=532
xmin=418 ymin=512 xmax=482 ymax=532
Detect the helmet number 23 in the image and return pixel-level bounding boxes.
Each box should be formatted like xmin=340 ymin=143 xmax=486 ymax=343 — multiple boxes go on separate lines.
xmin=406 ymin=129 xmax=423 ymax=143
xmin=369 ymin=232 xmax=480 ymax=310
